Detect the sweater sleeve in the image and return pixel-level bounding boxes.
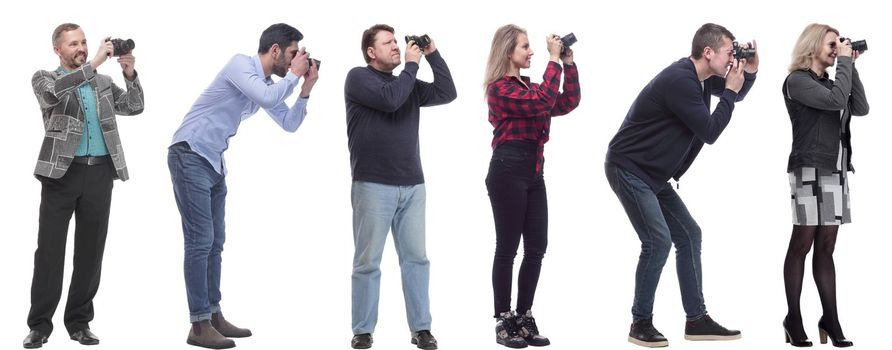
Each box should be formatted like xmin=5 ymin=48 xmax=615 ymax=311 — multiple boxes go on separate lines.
xmin=849 ymin=65 xmax=869 ymax=116
xmin=345 ymin=64 xmax=419 ymax=113
xmin=413 ymin=50 xmax=457 ymax=107
xmin=663 ymin=74 xmax=737 ymax=145
xmin=786 ymin=58 xmax=853 ymax=111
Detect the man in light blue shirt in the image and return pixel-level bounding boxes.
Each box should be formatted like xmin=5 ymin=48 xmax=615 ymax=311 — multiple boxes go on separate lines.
xmin=167 ymin=23 xmax=319 ymax=349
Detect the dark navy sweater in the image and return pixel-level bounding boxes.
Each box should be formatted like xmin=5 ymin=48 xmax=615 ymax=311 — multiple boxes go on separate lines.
xmin=606 ymin=57 xmax=756 ymax=190
xmin=345 ymin=50 xmax=457 ymax=185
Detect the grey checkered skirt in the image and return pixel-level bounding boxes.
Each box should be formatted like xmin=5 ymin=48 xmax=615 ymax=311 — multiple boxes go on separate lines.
xmin=789 ymin=167 xmax=851 ymax=226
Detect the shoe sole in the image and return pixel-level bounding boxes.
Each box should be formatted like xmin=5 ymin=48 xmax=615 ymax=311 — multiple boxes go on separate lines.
xmin=684 ymin=334 xmax=742 ymax=341
xmin=628 ymin=336 xmax=669 ymax=348
xmin=23 ymin=339 xmax=47 ymax=349
xmin=69 ymin=337 xmax=99 ymax=346
xmin=186 ymin=339 xmax=236 ymax=349
xmin=411 ymin=338 xmax=438 ymax=349
xmin=496 ymin=337 xmax=528 ymax=348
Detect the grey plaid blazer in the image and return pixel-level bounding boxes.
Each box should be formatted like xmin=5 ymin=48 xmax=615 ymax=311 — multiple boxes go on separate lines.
xmin=32 ymin=63 xmax=144 ymax=181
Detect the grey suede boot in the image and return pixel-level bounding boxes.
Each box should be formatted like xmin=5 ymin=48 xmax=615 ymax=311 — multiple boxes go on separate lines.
xmin=211 ymin=312 xmax=252 ymax=338
xmin=187 ymin=320 xmax=235 ymax=349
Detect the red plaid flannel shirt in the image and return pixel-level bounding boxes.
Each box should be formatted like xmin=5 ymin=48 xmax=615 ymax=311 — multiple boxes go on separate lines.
xmin=487 ymin=61 xmax=580 ymax=173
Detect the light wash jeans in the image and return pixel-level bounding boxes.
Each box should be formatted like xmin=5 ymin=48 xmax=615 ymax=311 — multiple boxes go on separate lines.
xmin=351 ymin=181 xmax=431 ymax=334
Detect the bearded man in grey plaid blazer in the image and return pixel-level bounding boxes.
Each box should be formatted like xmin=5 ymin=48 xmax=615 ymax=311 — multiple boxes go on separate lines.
xmin=23 ymin=22 xmax=144 ymax=349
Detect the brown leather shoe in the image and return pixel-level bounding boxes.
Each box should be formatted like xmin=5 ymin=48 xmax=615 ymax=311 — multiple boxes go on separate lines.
xmin=187 ymin=320 xmax=235 ymax=349
xmin=211 ymin=312 xmax=252 ymax=338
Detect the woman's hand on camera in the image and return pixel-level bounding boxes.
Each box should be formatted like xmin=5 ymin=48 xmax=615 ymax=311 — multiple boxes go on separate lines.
xmin=546 ymin=34 xmax=562 ymax=62
xmin=561 ymin=48 xmax=574 ymax=65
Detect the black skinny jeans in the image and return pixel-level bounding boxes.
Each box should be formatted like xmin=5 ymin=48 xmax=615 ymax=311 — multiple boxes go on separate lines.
xmin=485 ymin=141 xmax=548 ymax=317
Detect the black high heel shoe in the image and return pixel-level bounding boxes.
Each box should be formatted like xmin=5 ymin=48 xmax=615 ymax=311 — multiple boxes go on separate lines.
xmin=818 ymin=316 xmax=853 ymax=347
xmin=784 ymin=317 xmax=813 ymax=347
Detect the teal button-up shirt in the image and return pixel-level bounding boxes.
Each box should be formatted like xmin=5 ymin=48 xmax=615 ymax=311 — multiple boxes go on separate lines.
xmin=62 ymin=67 xmax=109 ymax=156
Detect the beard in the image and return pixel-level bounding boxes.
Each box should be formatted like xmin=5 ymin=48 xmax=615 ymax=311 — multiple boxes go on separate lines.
xmin=64 ymin=52 xmax=87 ymax=69
xmin=272 ymin=53 xmax=290 ymax=78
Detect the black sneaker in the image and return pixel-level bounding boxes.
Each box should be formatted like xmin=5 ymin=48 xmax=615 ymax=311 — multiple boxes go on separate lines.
xmin=411 ymin=330 xmax=438 ymax=349
xmin=684 ymin=315 xmax=742 ymax=341
xmin=628 ymin=318 xmax=668 ymax=348
xmin=351 ymin=333 xmax=373 ymax=349
xmin=496 ymin=311 xmax=528 ymax=348
xmin=517 ymin=310 xmax=550 ymax=346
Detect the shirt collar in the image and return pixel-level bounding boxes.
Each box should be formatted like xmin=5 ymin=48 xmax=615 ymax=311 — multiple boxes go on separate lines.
xmin=253 ymin=55 xmax=273 ymax=84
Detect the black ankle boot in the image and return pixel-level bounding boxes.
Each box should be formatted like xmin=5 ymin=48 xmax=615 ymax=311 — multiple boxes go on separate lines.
xmin=517 ymin=310 xmax=550 ymax=346
xmin=783 ymin=316 xmax=812 ymax=347
xmin=495 ymin=311 xmax=527 ymax=348
xmin=818 ymin=316 xmax=853 ymax=347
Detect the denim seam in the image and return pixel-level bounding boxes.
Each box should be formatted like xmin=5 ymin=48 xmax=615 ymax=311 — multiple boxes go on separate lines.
xmin=663 ymin=202 xmax=704 ymax=319
xmin=615 ymin=167 xmax=656 ymax=320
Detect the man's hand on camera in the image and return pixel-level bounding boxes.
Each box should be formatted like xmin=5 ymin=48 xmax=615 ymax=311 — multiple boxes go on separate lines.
xmin=90 ymin=37 xmax=114 ymax=69
xmin=422 ymin=38 xmax=437 ymax=55
xmin=725 ymin=58 xmax=745 ymax=93
xmin=547 ymin=34 xmax=562 ymax=63
xmin=299 ymin=60 xmax=319 ymax=98
xmin=405 ymin=41 xmax=422 ymax=64
xmin=744 ymin=40 xmax=758 ymax=74
xmin=117 ymin=53 xmax=136 ymax=80
xmin=290 ymin=47 xmax=310 ymax=76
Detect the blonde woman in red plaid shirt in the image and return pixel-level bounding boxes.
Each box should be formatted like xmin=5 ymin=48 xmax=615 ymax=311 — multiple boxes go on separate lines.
xmin=483 ymin=24 xmax=580 ymax=349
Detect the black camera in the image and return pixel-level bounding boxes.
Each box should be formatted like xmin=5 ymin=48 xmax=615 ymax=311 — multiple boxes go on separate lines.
xmin=559 ymin=33 xmax=577 ymax=57
xmin=307 ymin=58 xmax=321 ymax=70
xmin=731 ymin=41 xmax=755 ymax=60
xmin=404 ymin=34 xmax=432 ymax=51
xmin=109 ymin=38 xmax=135 ymax=56
xmin=840 ymin=38 xmax=868 ymax=52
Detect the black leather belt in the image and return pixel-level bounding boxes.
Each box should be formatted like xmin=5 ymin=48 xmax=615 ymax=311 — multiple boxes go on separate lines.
xmin=72 ymin=155 xmax=111 ymax=165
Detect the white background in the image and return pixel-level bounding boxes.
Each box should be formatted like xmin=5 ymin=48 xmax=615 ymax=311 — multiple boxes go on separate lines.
xmin=1 ymin=0 xmax=889 ymax=349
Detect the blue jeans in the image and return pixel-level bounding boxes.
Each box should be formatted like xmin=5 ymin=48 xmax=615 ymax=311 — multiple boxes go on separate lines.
xmin=605 ymin=163 xmax=707 ymax=322
xmin=351 ymin=181 xmax=431 ymax=334
xmin=168 ymin=142 xmax=226 ymax=322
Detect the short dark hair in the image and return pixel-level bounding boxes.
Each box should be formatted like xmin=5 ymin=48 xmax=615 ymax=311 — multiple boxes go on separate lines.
xmin=52 ymin=23 xmax=80 ymax=47
xmin=258 ymin=23 xmax=303 ymax=54
xmin=361 ymin=24 xmax=395 ymax=63
xmin=690 ymin=23 xmax=735 ymax=59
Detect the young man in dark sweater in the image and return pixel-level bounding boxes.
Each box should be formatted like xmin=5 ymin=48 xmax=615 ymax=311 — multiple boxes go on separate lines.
xmin=605 ymin=23 xmax=758 ymax=348
xmin=344 ymin=24 xmax=456 ymax=350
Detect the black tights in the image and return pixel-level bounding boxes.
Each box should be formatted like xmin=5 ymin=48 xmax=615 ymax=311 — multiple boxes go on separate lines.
xmin=783 ymin=225 xmax=845 ymax=339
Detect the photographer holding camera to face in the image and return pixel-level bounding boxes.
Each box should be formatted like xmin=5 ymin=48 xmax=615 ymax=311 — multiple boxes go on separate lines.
xmin=168 ymin=22 xmax=319 ymax=349
xmin=605 ymin=23 xmax=758 ymax=348
xmin=781 ymin=23 xmax=869 ymax=348
xmin=25 ymin=23 xmax=145 ymax=349
xmin=345 ymin=24 xmax=456 ymax=350
xmin=483 ymin=24 xmax=581 ymax=349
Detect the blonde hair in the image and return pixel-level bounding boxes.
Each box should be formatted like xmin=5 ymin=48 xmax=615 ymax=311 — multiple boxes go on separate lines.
xmin=789 ymin=23 xmax=839 ymax=73
xmin=483 ymin=24 xmax=526 ymax=97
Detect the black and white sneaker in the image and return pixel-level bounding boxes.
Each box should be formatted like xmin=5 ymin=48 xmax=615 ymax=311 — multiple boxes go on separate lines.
xmin=496 ymin=311 xmax=528 ymax=348
xmin=684 ymin=315 xmax=742 ymax=341
xmin=628 ymin=318 xmax=668 ymax=348
xmin=517 ymin=310 xmax=550 ymax=346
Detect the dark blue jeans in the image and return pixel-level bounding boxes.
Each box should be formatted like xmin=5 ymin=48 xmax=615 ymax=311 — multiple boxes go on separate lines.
xmin=605 ymin=163 xmax=706 ymax=322
xmin=168 ymin=142 xmax=226 ymax=322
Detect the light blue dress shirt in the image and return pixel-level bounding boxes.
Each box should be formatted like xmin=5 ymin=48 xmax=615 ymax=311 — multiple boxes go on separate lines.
xmin=171 ymin=54 xmax=308 ymax=174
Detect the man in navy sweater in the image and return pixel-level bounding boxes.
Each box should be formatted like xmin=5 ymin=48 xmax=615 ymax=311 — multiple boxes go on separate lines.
xmin=605 ymin=23 xmax=757 ymax=348
xmin=344 ymin=24 xmax=456 ymax=350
